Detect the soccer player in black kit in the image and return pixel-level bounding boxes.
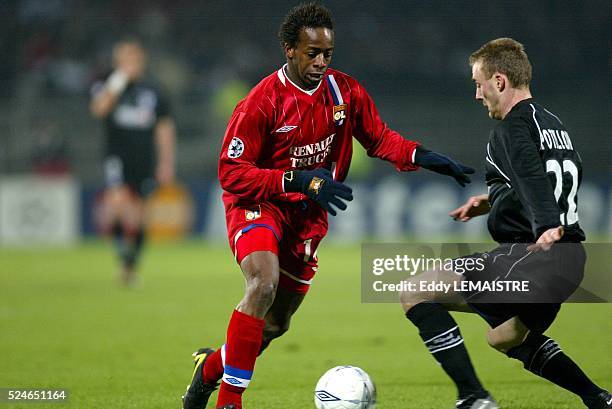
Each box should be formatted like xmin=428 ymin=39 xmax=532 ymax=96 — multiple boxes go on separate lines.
xmin=90 ymin=40 xmax=176 ymax=286
xmin=400 ymin=38 xmax=610 ymax=409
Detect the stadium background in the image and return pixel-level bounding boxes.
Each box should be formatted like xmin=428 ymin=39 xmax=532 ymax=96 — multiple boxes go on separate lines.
xmin=0 ymin=0 xmax=610 ymax=243
xmin=0 ymin=1 xmax=610 ymax=408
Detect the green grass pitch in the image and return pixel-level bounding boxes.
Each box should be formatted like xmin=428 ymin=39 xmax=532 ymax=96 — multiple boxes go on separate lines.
xmin=1 ymin=241 xmax=610 ymax=408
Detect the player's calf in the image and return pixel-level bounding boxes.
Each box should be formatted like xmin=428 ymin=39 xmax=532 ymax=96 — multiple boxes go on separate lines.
xmin=260 ymin=286 xmax=306 ymax=354
xmin=214 ymin=251 xmax=279 ymax=409
xmin=404 ymin=302 xmax=490 ymax=402
xmin=260 ymin=319 xmax=289 ymax=354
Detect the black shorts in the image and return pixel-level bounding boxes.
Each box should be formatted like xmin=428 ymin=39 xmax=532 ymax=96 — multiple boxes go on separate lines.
xmin=103 ymin=155 xmax=156 ymax=196
xmin=459 ymin=242 xmax=585 ymax=333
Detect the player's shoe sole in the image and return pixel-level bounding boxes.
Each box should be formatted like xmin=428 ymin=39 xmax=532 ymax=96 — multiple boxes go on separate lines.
xmin=456 ymin=394 xmax=500 ymax=409
xmin=182 ymin=348 xmax=218 ymax=409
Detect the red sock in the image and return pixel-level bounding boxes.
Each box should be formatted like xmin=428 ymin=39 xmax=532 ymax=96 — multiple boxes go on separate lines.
xmin=216 ymin=309 xmax=265 ymax=409
xmin=202 ymin=349 xmax=224 ymax=384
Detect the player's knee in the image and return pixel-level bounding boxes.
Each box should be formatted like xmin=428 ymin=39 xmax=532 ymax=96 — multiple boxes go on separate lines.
xmin=486 ymin=331 xmax=507 ymax=352
xmin=486 ymin=328 xmax=525 ymax=353
xmin=400 ymin=295 xmax=421 ymax=313
xmin=400 ymin=289 xmax=434 ymax=313
xmin=247 ymin=278 xmax=278 ymax=307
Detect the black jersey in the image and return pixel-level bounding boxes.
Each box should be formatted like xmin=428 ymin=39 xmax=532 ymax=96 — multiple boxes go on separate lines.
xmin=91 ymin=76 xmax=170 ymax=172
xmin=485 ymin=98 xmax=585 ymax=243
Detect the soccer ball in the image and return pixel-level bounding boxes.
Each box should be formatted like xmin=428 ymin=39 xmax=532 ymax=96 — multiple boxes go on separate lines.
xmin=314 ymin=365 xmax=376 ymax=409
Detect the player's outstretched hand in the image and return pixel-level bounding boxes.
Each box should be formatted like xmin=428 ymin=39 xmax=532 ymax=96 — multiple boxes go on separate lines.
xmin=414 ymin=147 xmax=475 ymax=187
xmin=527 ymin=226 xmax=564 ymax=252
xmin=449 ymin=194 xmax=490 ymax=222
xmin=284 ymin=168 xmax=353 ymax=216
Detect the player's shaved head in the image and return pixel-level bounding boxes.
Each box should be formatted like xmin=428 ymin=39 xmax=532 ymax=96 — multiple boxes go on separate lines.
xmin=278 ymin=2 xmax=334 ymax=49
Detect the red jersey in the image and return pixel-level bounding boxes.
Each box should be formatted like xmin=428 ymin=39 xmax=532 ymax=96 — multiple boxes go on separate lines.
xmin=218 ymin=65 xmax=420 ymax=208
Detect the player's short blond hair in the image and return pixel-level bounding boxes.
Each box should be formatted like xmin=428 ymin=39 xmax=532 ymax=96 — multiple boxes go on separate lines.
xmin=469 ymin=38 xmax=532 ymax=88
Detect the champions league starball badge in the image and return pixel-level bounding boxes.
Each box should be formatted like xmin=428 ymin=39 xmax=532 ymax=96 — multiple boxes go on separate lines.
xmin=227 ymin=137 xmax=244 ymax=158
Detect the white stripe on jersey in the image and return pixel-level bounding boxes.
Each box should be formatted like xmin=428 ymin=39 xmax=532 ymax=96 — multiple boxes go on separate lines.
xmin=265 ymin=94 xmax=276 ymax=110
xmin=277 ymin=67 xmax=286 ymax=85
xmin=543 ymin=107 xmax=563 ymax=125
xmin=530 ymin=104 xmax=543 ymax=138
xmin=279 ymin=64 xmax=321 ymax=96
xmin=279 ymin=268 xmax=313 ymax=285
xmin=327 ymin=74 xmax=344 ymax=105
xmin=486 ymin=143 xmax=512 ymax=184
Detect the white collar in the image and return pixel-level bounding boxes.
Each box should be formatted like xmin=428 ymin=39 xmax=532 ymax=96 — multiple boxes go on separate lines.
xmin=277 ymin=64 xmax=322 ymax=96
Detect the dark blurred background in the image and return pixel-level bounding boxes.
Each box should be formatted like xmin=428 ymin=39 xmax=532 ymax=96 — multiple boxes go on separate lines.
xmin=0 ymin=0 xmax=610 ymax=241
xmin=1 ymin=0 xmax=609 ymax=180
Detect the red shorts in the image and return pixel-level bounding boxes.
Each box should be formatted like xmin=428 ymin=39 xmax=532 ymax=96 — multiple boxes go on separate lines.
xmin=226 ymin=200 xmax=328 ymax=294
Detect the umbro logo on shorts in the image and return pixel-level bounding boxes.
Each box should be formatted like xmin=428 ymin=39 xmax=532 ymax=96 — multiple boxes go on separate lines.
xmin=275 ymin=125 xmax=297 ymax=133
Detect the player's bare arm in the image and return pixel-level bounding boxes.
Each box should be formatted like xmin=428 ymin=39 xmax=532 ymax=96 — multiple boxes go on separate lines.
xmin=89 ymin=71 xmax=127 ymax=118
xmin=449 ymin=194 xmax=490 ymax=222
xmin=155 ymin=116 xmax=176 ymax=185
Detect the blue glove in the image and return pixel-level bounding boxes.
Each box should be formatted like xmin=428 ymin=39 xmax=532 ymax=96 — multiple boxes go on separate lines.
xmin=283 ymin=169 xmax=353 ymax=216
xmin=414 ymin=147 xmax=475 ymax=187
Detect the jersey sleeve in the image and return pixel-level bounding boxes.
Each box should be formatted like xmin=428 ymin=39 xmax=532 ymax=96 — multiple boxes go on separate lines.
xmin=351 ymin=82 xmax=420 ymax=172
xmin=492 ymin=118 xmax=561 ymax=237
xmin=218 ymin=105 xmax=284 ymax=201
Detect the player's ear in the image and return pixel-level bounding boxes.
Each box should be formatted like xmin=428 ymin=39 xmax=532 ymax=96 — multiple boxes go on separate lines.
xmin=494 ymin=73 xmax=506 ymax=92
xmin=284 ymin=43 xmax=295 ymax=59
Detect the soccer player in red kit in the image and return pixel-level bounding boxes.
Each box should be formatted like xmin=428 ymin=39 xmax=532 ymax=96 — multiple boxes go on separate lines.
xmin=182 ymin=4 xmax=474 ymax=409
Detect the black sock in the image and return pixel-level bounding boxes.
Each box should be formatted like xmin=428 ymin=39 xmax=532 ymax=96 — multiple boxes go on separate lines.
xmin=111 ymin=222 xmax=123 ymax=241
xmin=507 ymin=333 xmax=603 ymax=405
xmin=111 ymin=223 xmax=130 ymax=265
xmin=406 ymin=302 xmax=486 ymax=399
xmin=124 ymin=228 xmax=145 ymax=269
xmin=131 ymin=227 xmax=145 ymax=266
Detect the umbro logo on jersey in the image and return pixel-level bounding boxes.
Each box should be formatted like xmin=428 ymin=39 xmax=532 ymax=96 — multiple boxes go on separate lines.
xmin=275 ymin=125 xmax=297 ymax=133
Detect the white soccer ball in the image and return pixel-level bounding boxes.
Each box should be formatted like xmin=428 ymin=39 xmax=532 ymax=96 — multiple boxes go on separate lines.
xmin=314 ymin=365 xmax=376 ymax=409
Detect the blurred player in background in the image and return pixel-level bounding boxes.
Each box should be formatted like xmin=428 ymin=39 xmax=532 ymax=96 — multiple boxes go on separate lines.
xmin=401 ymin=38 xmax=610 ymax=409
xmin=182 ymin=3 xmax=474 ymax=409
xmin=90 ymin=39 xmax=176 ymax=286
